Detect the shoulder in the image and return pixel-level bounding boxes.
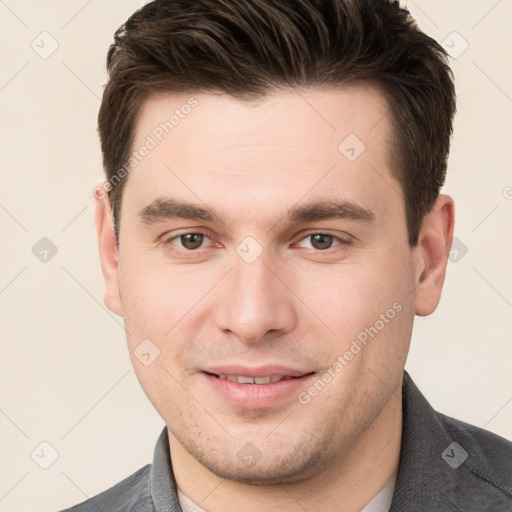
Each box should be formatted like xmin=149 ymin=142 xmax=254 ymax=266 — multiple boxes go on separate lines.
xmin=440 ymin=410 xmax=512 ymax=498
xmin=59 ymin=464 xmax=154 ymax=512
xmin=394 ymin=372 xmax=512 ymax=511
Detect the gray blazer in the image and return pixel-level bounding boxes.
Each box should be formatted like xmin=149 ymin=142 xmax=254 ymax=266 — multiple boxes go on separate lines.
xmin=61 ymin=372 xmax=512 ymax=511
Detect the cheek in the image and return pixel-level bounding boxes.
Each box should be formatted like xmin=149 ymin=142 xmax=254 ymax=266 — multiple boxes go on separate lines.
xmin=297 ymin=259 xmax=412 ymax=333
xmin=118 ymin=255 xmax=194 ymax=407
xmin=118 ymin=251 xmax=202 ymax=338
xmin=290 ymin=248 xmax=416 ymax=375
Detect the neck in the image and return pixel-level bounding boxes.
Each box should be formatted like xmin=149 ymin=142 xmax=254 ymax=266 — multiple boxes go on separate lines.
xmin=169 ymin=382 xmax=402 ymax=512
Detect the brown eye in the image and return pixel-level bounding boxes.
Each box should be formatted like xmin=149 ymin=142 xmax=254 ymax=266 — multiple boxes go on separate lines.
xmin=295 ymin=232 xmax=348 ymax=253
xmin=179 ymin=233 xmax=205 ymax=250
xmin=309 ymin=234 xmax=335 ymax=250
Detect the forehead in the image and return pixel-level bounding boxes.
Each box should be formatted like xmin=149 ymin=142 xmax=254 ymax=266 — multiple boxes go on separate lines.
xmin=134 ymin=84 xmax=391 ymax=153
xmin=123 ymin=85 xmax=399 ymax=225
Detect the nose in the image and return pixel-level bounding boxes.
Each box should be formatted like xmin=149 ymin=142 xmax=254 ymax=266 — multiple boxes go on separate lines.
xmin=212 ymin=246 xmax=298 ymax=345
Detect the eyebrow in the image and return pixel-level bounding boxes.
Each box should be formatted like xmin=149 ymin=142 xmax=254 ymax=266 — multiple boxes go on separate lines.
xmin=138 ymin=196 xmax=375 ymax=227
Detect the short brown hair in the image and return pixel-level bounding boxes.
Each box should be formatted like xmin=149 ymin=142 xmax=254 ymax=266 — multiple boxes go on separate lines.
xmin=98 ymin=0 xmax=456 ymax=246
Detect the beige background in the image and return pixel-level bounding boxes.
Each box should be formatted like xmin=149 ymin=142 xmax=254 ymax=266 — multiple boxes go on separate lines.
xmin=0 ymin=1 xmax=511 ymax=511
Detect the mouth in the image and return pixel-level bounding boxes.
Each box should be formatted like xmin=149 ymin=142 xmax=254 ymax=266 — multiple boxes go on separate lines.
xmin=205 ymin=373 xmax=309 ymax=384
xmin=201 ymin=367 xmax=316 ymax=409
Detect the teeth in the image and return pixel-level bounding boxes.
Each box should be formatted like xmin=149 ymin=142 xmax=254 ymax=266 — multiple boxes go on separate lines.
xmin=238 ymin=375 xmax=255 ymax=384
xmin=254 ymin=376 xmax=271 ymax=384
xmin=217 ymin=374 xmax=292 ymax=384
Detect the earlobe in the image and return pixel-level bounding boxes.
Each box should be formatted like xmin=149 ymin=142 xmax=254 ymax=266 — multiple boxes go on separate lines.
xmin=94 ymin=184 xmax=123 ymax=317
xmin=414 ymin=195 xmax=455 ymax=317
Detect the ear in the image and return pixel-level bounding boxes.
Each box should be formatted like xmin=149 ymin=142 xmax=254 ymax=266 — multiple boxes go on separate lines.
xmin=94 ymin=184 xmax=123 ymax=317
xmin=413 ymin=194 xmax=455 ymax=316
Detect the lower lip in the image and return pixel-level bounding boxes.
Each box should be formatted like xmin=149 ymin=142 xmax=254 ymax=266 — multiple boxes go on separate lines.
xmin=202 ymin=372 xmax=315 ymax=409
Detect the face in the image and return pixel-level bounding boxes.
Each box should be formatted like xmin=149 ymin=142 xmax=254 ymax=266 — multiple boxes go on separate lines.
xmin=98 ymin=85 xmax=449 ymax=484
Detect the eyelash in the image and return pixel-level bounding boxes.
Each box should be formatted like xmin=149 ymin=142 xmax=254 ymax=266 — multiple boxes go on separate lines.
xmin=160 ymin=230 xmax=351 ymax=255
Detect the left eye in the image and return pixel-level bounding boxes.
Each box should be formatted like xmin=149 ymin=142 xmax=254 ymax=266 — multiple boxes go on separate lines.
xmin=166 ymin=232 xmax=211 ymax=251
xmin=296 ymin=233 xmax=343 ymax=251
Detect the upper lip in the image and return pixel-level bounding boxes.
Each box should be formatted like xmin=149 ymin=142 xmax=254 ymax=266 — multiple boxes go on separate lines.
xmin=203 ymin=365 xmax=312 ymax=378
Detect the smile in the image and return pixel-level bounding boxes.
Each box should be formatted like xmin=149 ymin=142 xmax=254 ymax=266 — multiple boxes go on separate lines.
xmin=202 ymin=369 xmax=316 ymax=409
xmin=214 ymin=374 xmax=297 ymax=384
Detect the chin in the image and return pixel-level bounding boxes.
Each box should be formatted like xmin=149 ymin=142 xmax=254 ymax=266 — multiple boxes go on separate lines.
xmin=184 ymin=436 xmax=327 ymax=485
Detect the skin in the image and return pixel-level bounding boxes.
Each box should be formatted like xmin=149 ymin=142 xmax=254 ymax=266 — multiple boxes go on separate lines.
xmin=95 ymin=85 xmax=454 ymax=512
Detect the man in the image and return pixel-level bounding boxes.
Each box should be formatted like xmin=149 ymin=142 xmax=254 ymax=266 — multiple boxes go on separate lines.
xmin=63 ymin=0 xmax=512 ymax=510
